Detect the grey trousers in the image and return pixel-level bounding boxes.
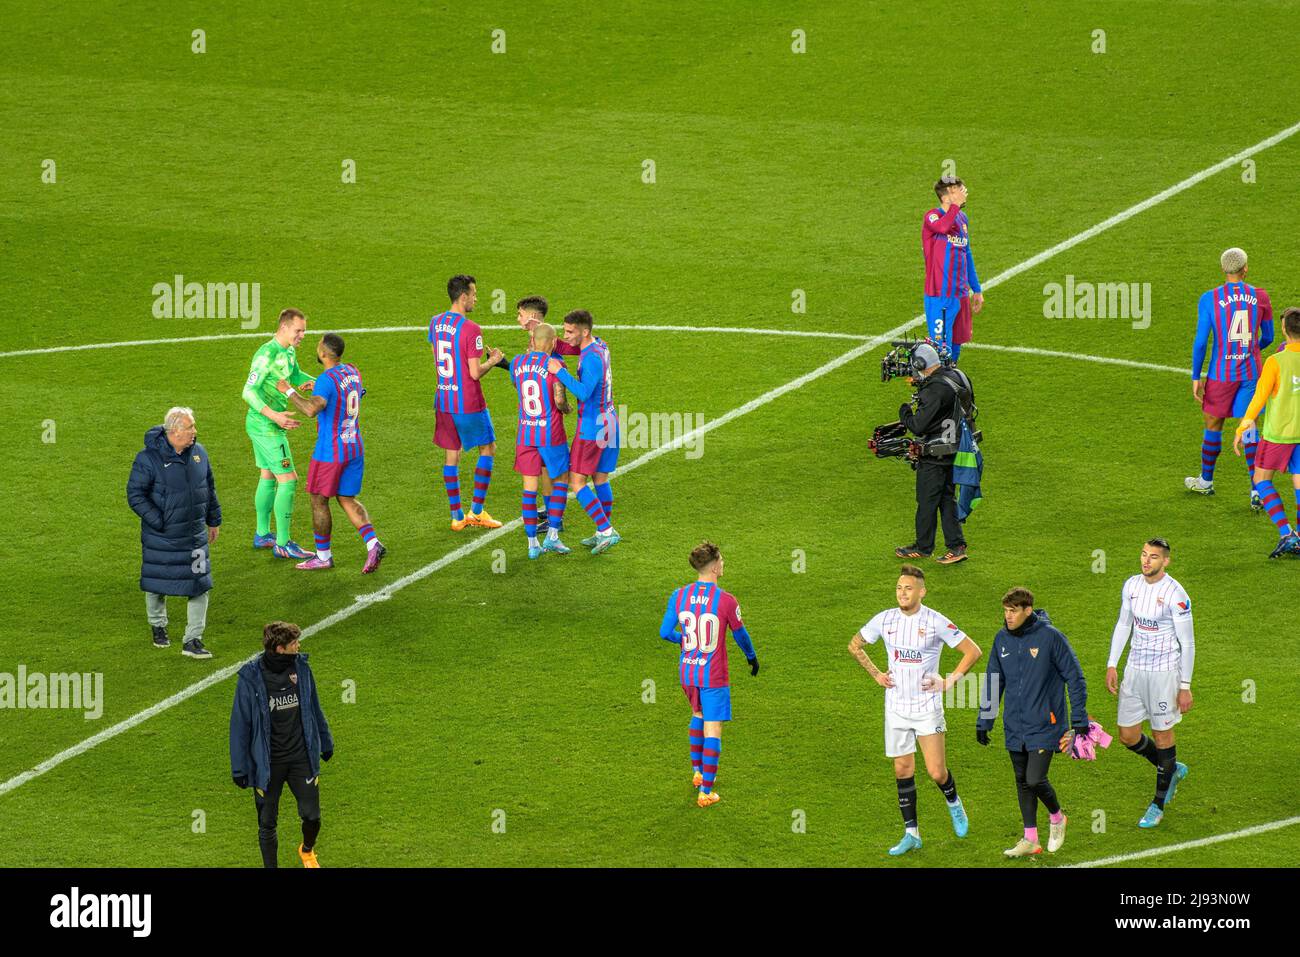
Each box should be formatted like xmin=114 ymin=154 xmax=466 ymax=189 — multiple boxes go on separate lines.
xmin=145 ymin=591 xmax=210 ymax=643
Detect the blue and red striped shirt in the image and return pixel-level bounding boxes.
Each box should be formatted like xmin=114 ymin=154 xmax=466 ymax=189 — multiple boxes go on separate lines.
xmin=509 ymin=350 xmax=567 ymax=447
xmin=922 ymin=205 xmax=980 ymax=298
xmin=555 ymin=338 xmax=616 ymax=442
xmin=312 ymin=363 xmax=364 ymax=463
xmin=429 ymin=310 xmax=487 ymax=413
xmin=1193 ymin=282 xmax=1274 ymax=382
xmin=660 ymin=582 xmax=754 ymax=689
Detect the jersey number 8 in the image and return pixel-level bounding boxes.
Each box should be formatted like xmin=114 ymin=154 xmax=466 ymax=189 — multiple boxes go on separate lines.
xmin=521 ymin=379 xmax=544 ymax=416
xmin=678 ymin=611 xmax=720 ymax=653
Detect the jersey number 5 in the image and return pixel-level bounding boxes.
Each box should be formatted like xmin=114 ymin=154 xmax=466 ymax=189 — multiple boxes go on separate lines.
xmin=678 ymin=611 xmax=720 ymax=653
xmin=436 ymin=340 xmax=454 ymax=379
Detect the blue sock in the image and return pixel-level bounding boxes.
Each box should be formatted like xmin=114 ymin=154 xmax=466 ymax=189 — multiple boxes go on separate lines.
xmin=1200 ymin=429 xmax=1222 ymax=482
xmin=594 ymin=482 xmax=614 ymax=524
xmin=689 ymin=716 xmax=704 ymax=775
xmin=576 ymin=485 xmax=610 ymax=531
xmin=1257 ymin=480 xmax=1292 ymax=536
xmin=949 ymin=342 xmax=962 ymax=363
xmin=442 ymin=465 xmax=463 ymax=521
xmin=701 ymin=737 xmax=721 ymax=794
xmin=471 ymin=455 xmax=493 ymax=515
xmin=522 ymin=490 xmax=538 ymax=540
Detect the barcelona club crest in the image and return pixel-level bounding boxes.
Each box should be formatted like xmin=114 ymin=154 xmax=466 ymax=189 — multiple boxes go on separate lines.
xmin=1029 ymin=647 xmax=1039 ymax=658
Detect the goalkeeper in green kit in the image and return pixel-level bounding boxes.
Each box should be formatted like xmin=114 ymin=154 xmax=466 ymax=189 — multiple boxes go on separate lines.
xmin=244 ymin=308 xmax=315 ymax=559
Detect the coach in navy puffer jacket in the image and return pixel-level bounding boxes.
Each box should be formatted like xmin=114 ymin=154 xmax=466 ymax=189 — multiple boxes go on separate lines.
xmin=126 ymin=413 xmax=222 ymax=597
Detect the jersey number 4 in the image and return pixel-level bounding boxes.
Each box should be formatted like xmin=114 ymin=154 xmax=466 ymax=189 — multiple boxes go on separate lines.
xmin=678 ymin=611 xmax=720 ymax=653
xmin=1228 ymin=309 xmax=1252 ymax=349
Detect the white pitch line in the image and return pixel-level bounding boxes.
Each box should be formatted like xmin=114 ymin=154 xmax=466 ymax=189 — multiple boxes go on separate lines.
xmin=1064 ymin=815 xmax=1300 ymax=868
xmin=3 ymin=119 xmax=1294 ymax=800
xmin=0 ymin=324 xmax=867 ymax=359
xmin=964 ymin=342 xmax=1189 ymax=376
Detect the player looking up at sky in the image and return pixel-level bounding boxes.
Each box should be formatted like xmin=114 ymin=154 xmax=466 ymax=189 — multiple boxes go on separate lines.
xmin=848 ymin=565 xmax=982 ymax=857
xmin=1235 ymin=306 xmax=1300 ymax=556
xmin=922 ymin=175 xmax=984 ymax=363
xmin=277 ymin=334 xmax=385 ymax=574
xmin=1106 ymin=539 xmax=1193 ymax=829
xmin=243 ymin=308 xmax=315 ymax=560
xmin=1187 ymin=247 xmax=1273 ymax=506
xmin=659 ymin=542 xmax=758 ymax=808
xmin=430 ymin=274 xmax=506 ymax=531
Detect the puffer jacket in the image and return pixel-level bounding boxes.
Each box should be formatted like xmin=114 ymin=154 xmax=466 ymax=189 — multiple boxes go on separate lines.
xmin=126 ymin=425 xmax=221 ymax=596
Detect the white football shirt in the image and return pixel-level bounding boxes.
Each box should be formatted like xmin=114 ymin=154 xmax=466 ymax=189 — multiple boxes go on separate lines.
xmin=859 ymin=604 xmax=968 ymax=716
xmin=1108 ymin=573 xmax=1194 ymax=679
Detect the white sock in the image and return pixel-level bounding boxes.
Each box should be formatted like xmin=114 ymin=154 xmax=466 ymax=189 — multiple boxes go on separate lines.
xmin=905 ymin=827 xmax=920 ymax=838
xmin=366 ymin=538 xmax=379 ymax=552
xmin=317 ymin=548 xmax=332 ymax=562
xmin=547 ymin=528 xmax=559 ymax=540
xmin=528 ymin=536 xmax=539 ymax=547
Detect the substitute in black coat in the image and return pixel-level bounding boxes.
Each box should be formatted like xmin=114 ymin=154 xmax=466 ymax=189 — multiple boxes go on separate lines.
xmin=126 ymin=407 xmax=222 ymax=659
xmin=976 ymin=587 xmax=1090 ymax=858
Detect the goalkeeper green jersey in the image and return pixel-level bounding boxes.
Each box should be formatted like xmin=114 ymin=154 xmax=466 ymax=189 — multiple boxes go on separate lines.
xmin=243 ymin=338 xmax=313 ymax=435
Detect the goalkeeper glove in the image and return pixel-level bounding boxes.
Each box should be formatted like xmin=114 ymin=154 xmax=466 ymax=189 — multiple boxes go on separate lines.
xmin=321 ymin=750 xmax=333 ymax=762
xmin=975 ymin=729 xmax=990 ymax=746
xmin=748 ymin=657 xmax=759 ymax=677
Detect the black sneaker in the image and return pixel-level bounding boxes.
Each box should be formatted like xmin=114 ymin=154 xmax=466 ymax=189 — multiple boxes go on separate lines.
xmin=152 ymin=626 xmax=170 ymax=649
xmin=182 ymin=638 xmax=213 ymax=659
xmin=895 ymin=544 xmax=932 ymax=559
xmin=935 ymin=546 xmax=969 ymax=565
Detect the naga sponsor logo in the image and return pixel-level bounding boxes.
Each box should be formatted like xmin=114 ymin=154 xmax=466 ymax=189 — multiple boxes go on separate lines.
xmin=1135 ymin=616 xmax=1161 ymax=631
xmin=893 ymin=648 xmax=924 ymax=664
xmin=50 ymin=887 xmax=151 ymax=937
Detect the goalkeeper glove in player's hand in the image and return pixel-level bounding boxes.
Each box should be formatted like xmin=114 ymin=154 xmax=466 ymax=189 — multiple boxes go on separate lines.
xmin=748 ymin=658 xmax=759 ymax=677
xmin=975 ymin=729 xmax=990 ymax=747
xmin=232 ymin=774 xmax=249 ymax=789
xmin=321 ymin=750 xmax=333 ymax=762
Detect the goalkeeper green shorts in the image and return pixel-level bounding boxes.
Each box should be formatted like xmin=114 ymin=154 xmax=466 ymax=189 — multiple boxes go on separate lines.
xmin=249 ymin=430 xmax=296 ymax=473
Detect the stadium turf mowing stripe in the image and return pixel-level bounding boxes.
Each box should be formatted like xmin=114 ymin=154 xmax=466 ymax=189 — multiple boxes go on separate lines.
xmin=2 ymin=117 xmax=1295 ymax=802
xmin=1064 ymin=815 xmax=1300 ymax=868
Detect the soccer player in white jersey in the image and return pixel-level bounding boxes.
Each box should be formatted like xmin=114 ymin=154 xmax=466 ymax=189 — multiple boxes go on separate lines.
xmin=1106 ymin=538 xmax=1194 ymax=829
xmin=848 ymin=564 xmax=982 ymax=856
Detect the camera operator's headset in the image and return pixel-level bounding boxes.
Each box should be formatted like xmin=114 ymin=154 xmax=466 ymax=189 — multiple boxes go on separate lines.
xmin=910 ymin=345 xmax=979 ymax=454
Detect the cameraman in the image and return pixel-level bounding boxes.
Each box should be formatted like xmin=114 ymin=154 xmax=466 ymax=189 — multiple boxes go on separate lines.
xmin=895 ymin=343 xmax=972 ymax=565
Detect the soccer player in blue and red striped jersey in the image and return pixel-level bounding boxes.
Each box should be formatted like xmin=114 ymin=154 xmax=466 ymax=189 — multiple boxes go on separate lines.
xmin=430 ymin=275 xmax=507 ymax=531
xmin=922 ymin=175 xmax=984 ymax=362
xmin=659 ymin=541 xmax=759 ymax=807
xmin=277 ymin=334 xmax=386 ymax=574
xmin=546 ymin=310 xmax=621 ymax=555
xmin=509 ymin=314 xmax=574 ymax=559
xmin=1186 ymin=247 xmax=1274 ymax=507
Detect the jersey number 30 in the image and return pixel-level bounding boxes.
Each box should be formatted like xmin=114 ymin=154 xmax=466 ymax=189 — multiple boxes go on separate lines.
xmin=679 ymin=611 xmax=720 ymax=653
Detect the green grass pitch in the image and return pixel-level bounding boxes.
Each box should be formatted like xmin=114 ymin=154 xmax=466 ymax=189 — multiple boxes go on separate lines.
xmin=1 ymin=1 xmax=1298 ymax=867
